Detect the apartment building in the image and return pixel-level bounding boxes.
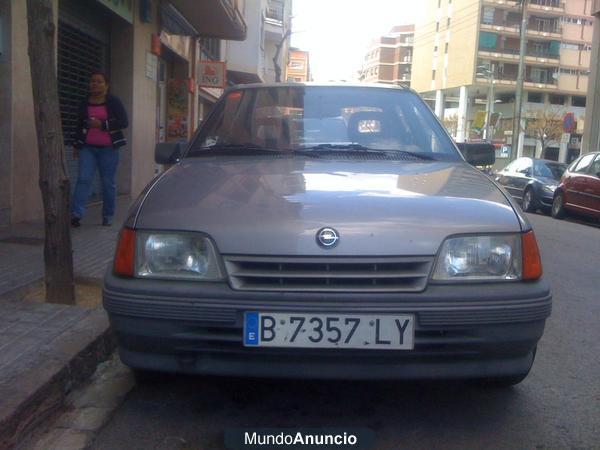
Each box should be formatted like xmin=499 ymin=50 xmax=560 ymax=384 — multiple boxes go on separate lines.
xmin=582 ymin=0 xmax=600 ymax=153
xmin=360 ymin=25 xmax=414 ymax=87
xmin=227 ymin=0 xmax=293 ymax=84
xmin=286 ymin=49 xmax=311 ymax=82
xmin=412 ymin=0 xmax=594 ymax=162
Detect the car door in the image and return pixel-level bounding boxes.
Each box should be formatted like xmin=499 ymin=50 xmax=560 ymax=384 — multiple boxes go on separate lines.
xmin=566 ymin=153 xmax=596 ymax=213
xmin=583 ymin=154 xmax=600 ymax=216
xmin=496 ymin=160 xmax=518 ymax=196
xmin=513 ymin=158 xmax=533 ymax=201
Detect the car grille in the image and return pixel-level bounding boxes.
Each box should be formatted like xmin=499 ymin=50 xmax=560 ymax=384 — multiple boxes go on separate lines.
xmin=223 ymin=256 xmax=434 ymax=292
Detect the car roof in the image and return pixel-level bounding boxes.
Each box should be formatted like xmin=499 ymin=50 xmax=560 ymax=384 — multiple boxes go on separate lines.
xmin=228 ymin=82 xmax=410 ymax=92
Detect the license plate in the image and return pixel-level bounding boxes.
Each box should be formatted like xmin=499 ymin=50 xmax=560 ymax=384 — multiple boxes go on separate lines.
xmin=244 ymin=312 xmax=414 ymax=350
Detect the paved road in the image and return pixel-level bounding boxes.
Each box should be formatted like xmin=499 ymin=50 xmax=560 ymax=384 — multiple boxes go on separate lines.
xmin=91 ymin=213 xmax=600 ymax=450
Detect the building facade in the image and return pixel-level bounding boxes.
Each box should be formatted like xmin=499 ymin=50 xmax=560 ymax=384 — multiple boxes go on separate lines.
xmin=226 ymin=0 xmax=293 ymax=84
xmin=286 ymin=48 xmax=310 ymax=82
xmin=581 ymin=0 xmax=600 ymax=153
xmin=0 ymin=0 xmax=246 ymax=227
xmin=412 ymin=0 xmax=594 ymax=163
xmin=360 ymin=25 xmax=414 ymax=87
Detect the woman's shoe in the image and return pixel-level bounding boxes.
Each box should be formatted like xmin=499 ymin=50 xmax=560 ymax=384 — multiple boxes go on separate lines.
xmin=102 ymin=217 xmax=112 ymax=226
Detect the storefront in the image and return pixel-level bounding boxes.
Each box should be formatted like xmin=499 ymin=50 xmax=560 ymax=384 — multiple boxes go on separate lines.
xmin=0 ymin=0 xmax=246 ymax=227
xmin=58 ymin=0 xmax=113 ymax=201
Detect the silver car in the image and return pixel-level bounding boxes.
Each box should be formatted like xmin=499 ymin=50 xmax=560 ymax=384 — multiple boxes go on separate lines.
xmin=104 ymin=84 xmax=551 ymax=386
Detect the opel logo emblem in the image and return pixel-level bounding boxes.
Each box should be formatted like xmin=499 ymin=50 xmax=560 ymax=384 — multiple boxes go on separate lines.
xmin=317 ymin=227 xmax=339 ymax=248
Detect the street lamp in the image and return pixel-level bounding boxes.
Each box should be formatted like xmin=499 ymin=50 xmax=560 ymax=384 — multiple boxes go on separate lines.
xmin=476 ymin=63 xmax=496 ymax=141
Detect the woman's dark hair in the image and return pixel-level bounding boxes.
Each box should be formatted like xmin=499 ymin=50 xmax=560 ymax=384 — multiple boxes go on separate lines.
xmin=90 ymin=71 xmax=109 ymax=84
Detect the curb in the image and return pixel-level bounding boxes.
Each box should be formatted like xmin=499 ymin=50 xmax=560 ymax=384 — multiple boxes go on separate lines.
xmin=0 ymin=309 xmax=116 ymax=450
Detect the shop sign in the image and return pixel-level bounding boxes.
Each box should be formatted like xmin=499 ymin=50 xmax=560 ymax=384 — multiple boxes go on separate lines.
xmin=198 ymin=61 xmax=226 ymax=89
xmin=167 ymin=79 xmax=189 ymax=142
xmin=96 ymin=0 xmax=133 ymax=24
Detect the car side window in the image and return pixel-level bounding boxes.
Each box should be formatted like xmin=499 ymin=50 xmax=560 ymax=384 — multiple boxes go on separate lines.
xmin=573 ymin=154 xmax=595 ymax=173
xmin=515 ymin=158 xmax=532 ymax=175
xmin=503 ymin=161 xmax=516 ymax=173
xmin=590 ymin=155 xmax=600 ymax=178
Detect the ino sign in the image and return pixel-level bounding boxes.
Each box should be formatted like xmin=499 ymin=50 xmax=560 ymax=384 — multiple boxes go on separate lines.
xmin=198 ymin=61 xmax=226 ymax=89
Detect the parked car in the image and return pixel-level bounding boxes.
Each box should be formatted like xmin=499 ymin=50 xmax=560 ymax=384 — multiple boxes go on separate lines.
xmin=104 ymin=84 xmax=551 ymax=387
xmin=552 ymin=152 xmax=600 ymax=221
xmin=495 ymin=157 xmax=567 ymax=214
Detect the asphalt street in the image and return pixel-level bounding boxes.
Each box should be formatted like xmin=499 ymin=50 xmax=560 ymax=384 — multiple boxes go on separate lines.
xmin=90 ymin=213 xmax=600 ymax=450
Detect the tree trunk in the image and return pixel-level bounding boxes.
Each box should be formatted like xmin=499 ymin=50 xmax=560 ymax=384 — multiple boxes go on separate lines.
xmin=273 ymin=29 xmax=291 ymax=82
xmin=26 ymin=0 xmax=75 ymax=304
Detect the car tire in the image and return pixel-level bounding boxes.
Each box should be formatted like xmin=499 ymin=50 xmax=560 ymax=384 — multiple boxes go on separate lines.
xmin=522 ymin=188 xmax=537 ymax=213
xmin=552 ymin=191 xmax=566 ymax=219
xmin=132 ymin=368 xmax=169 ymax=384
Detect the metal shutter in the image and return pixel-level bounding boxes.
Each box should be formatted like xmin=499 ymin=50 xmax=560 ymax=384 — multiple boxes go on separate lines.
xmin=58 ymin=0 xmax=111 ymax=203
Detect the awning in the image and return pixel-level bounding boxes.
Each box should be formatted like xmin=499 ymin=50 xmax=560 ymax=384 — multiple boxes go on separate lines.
xmin=227 ymin=70 xmax=262 ymax=85
xmin=168 ymin=0 xmax=247 ymax=41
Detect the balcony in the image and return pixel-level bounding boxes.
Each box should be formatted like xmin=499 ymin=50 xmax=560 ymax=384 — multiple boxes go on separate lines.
xmin=526 ymin=25 xmax=562 ymax=39
xmin=480 ymin=22 xmax=520 ymax=37
xmin=264 ymin=0 xmax=285 ymax=40
xmin=169 ymin=0 xmax=247 ymax=41
xmin=478 ymin=48 xmax=559 ymax=66
xmin=475 ymin=73 xmax=558 ymax=91
xmin=528 ymin=0 xmax=565 ymax=16
xmin=482 ymin=0 xmax=520 ymax=10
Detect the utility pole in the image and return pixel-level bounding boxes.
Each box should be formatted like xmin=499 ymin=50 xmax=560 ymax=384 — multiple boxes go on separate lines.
xmin=511 ymin=0 xmax=528 ymax=161
xmin=485 ymin=63 xmax=495 ymax=141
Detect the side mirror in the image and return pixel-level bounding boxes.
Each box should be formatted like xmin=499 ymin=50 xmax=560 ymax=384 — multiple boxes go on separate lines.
xmin=155 ymin=142 xmax=185 ymax=165
xmin=456 ymin=142 xmax=496 ymax=166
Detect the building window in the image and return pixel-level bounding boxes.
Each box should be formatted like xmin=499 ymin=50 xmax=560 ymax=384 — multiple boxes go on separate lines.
xmin=483 ymin=7 xmax=494 ymax=25
xmin=200 ymin=37 xmax=220 ymax=61
xmin=549 ymin=94 xmax=565 ymax=105
xmin=445 ymin=43 xmax=449 ymax=53
xmin=527 ymin=92 xmax=543 ymax=103
xmin=447 ymin=17 xmax=451 ymax=27
xmin=572 ymin=96 xmax=586 ymax=107
xmin=436 ymin=22 xmax=440 ymax=32
xmin=290 ymin=60 xmax=304 ymax=70
xmin=432 ymin=70 xmax=436 ymax=80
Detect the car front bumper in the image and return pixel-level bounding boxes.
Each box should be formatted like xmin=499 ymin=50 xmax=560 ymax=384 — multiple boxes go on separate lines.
xmin=103 ymin=272 xmax=552 ymax=380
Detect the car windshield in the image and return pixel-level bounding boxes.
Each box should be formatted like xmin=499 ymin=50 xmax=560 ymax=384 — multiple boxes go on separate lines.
xmin=533 ymin=161 xmax=567 ymax=180
xmin=188 ymin=86 xmax=460 ymax=161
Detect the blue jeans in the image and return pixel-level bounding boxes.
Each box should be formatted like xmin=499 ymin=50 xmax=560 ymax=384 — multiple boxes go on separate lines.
xmin=71 ymin=146 xmax=119 ymax=220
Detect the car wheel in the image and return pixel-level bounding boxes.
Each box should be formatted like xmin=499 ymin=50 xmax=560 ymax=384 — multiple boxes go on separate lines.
xmin=552 ymin=191 xmax=566 ymax=219
xmin=132 ymin=368 xmax=169 ymax=384
xmin=522 ymin=188 xmax=537 ymax=213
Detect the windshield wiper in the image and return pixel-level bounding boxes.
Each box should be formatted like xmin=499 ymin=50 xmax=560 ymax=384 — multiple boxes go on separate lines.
xmin=187 ymin=144 xmax=287 ymax=157
xmin=298 ymin=144 xmax=435 ymax=160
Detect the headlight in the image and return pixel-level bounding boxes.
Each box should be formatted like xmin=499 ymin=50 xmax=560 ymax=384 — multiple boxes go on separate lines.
xmin=542 ymin=184 xmax=557 ymax=193
xmin=432 ymin=235 xmax=522 ymax=281
xmin=136 ymin=232 xmax=223 ymax=280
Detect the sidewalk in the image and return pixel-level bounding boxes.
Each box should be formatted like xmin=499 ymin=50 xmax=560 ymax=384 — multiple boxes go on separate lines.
xmin=0 ymin=196 xmax=131 ymax=449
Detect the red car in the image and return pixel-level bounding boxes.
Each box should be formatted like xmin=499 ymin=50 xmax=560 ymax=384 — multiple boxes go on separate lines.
xmin=552 ymin=152 xmax=600 ymax=220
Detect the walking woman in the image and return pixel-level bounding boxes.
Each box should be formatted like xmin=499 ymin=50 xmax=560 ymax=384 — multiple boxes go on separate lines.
xmin=71 ymin=72 xmax=128 ymax=227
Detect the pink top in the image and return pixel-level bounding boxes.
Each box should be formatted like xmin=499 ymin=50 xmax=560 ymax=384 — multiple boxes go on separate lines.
xmin=86 ymin=104 xmax=112 ymax=147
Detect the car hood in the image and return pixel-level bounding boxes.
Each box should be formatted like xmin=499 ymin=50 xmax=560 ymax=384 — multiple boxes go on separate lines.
xmin=136 ymin=157 xmax=521 ymax=255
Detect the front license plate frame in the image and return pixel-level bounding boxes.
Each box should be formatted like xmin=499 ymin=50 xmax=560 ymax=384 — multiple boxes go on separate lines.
xmin=243 ymin=312 xmax=414 ymax=350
